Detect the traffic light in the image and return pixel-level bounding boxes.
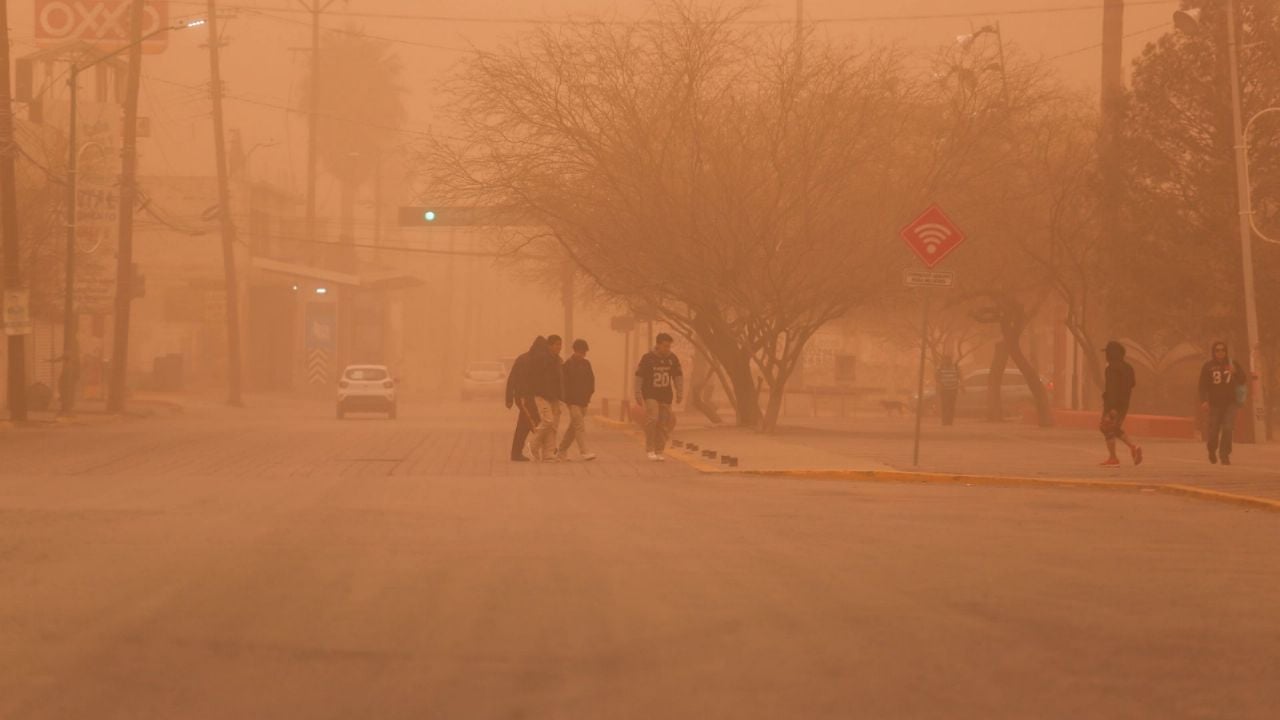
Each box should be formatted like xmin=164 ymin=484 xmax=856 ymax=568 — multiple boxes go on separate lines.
xmin=397 ymin=206 xmax=532 ymax=227
xmin=398 ymin=206 xmax=483 ymax=227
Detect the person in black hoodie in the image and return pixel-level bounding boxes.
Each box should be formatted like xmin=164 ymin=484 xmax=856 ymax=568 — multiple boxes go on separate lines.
xmin=506 ymin=336 xmax=546 ymax=462
xmin=557 ymin=339 xmax=597 ymax=461
xmin=1099 ymin=340 xmax=1143 ymax=467
xmin=1199 ymin=340 xmax=1246 ymax=465
xmin=528 ymin=335 xmax=565 ymax=461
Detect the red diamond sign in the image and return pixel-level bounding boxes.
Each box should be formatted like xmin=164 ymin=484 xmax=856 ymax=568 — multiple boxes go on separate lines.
xmin=900 ymin=204 xmax=965 ymax=269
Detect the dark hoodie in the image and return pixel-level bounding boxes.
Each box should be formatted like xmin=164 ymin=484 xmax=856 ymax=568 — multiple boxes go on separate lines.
xmin=506 ymin=337 xmax=547 ymax=405
xmin=1199 ymin=341 xmax=1245 ymax=408
xmin=527 ymin=342 xmax=564 ymax=402
xmin=1101 ymin=341 xmax=1136 ymax=415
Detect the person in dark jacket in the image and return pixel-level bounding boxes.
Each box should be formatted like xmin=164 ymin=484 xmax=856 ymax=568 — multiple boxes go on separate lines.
xmin=1099 ymin=340 xmax=1143 ymax=467
xmin=1199 ymin=340 xmax=1246 ymax=465
xmin=506 ymin=336 xmax=546 ymax=462
xmin=557 ymin=339 xmax=597 ymax=461
xmin=529 ymin=335 xmax=565 ymax=461
xmin=936 ymin=356 xmax=961 ymax=426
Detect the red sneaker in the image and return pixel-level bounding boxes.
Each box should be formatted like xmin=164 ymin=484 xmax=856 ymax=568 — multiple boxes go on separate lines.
xmin=1099 ymin=457 xmax=1121 ymax=467
xmin=1132 ymin=446 xmax=1144 ymax=466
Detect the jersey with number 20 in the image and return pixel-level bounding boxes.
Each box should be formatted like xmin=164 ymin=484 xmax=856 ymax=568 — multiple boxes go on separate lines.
xmin=636 ymin=352 xmax=683 ymax=404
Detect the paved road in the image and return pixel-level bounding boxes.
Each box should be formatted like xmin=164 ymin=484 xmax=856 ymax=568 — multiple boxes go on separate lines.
xmin=2 ymin=400 xmax=1279 ymax=719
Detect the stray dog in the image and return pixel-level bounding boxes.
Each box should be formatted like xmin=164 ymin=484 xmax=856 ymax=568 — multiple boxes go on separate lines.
xmin=880 ymin=399 xmax=907 ymax=415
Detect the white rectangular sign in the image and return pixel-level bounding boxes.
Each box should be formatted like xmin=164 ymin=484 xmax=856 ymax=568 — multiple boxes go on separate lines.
xmin=3 ymin=289 xmax=32 ymax=336
xmin=903 ymin=270 xmax=956 ymax=288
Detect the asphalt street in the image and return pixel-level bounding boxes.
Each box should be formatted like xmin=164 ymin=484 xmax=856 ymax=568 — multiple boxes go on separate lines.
xmin=2 ymin=400 xmax=1278 ymax=719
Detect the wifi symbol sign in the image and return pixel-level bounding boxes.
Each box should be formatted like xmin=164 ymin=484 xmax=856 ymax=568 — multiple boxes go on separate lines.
xmin=901 ymin=204 xmax=966 ymax=269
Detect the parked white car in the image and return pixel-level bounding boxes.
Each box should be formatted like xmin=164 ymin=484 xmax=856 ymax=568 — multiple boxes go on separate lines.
xmin=337 ymin=365 xmax=398 ymax=419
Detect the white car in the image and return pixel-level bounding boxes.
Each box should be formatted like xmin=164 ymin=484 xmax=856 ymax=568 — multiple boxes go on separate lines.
xmin=337 ymin=365 xmax=398 ymax=419
xmin=461 ymin=360 xmax=508 ymax=400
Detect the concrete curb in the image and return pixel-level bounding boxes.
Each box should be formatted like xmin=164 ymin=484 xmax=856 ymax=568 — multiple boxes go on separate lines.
xmin=592 ymin=420 xmax=1280 ymax=514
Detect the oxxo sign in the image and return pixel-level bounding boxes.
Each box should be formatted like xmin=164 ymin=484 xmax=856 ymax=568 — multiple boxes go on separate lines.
xmin=35 ymin=0 xmax=170 ymax=53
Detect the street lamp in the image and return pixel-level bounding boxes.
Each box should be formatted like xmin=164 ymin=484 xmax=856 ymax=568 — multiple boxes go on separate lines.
xmin=956 ymin=23 xmax=1009 ymax=105
xmin=60 ymin=17 xmax=206 ymax=414
xmin=1174 ymin=1 xmax=1270 ymax=442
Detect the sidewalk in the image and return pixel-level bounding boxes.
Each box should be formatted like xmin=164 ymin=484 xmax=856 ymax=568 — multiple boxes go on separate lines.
xmin=0 ymin=392 xmax=187 ymax=430
xmin=620 ymin=411 xmax=1280 ymax=505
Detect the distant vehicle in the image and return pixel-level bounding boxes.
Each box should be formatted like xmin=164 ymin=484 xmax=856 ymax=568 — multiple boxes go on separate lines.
xmin=914 ymin=368 xmax=1052 ymax=418
xmin=462 ymin=360 xmax=507 ymax=400
xmin=337 ymin=365 xmax=398 ymax=419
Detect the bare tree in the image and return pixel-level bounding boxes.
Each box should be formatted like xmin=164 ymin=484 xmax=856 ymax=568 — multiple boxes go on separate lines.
xmin=423 ymin=2 xmax=918 ymax=430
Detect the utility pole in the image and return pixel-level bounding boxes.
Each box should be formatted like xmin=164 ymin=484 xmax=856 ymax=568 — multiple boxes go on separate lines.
xmin=60 ymin=63 xmax=81 ymax=414
xmin=107 ymin=0 xmax=146 ymax=413
xmin=207 ymin=0 xmax=243 ymax=406
xmin=1095 ymin=0 xmax=1124 ymax=409
xmin=1099 ymin=0 xmax=1125 ymax=237
xmin=299 ymin=0 xmax=336 ymax=246
xmin=0 ymin=0 xmax=28 ymax=421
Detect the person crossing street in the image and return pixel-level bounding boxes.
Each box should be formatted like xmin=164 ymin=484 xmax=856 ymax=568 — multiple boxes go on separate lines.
xmin=529 ymin=335 xmax=565 ymax=462
xmin=557 ymin=339 xmax=597 ymax=462
xmin=505 ymin=337 xmax=546 ymax=462
xmin=635 ymin=333 xmax=684 ymax=461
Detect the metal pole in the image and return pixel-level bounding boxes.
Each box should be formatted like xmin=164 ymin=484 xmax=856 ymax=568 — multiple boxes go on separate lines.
xmin=0 ymin=0 xmax=29 ymax=421
xmin=621 ymin=328 xmax=630 ymax=420
xmin=60 ymin=66 xmax=80 ymax=414
xmin=107 ymin=0 xmax=146 ymax=414
xmin=207 ymin=0 xmax=243 ymax=407
xmin=302 ymin=1 xmax=334 ymax=246
xmin=912 ymin=291 xmax=932 ymax=466
xmin=1225 ymin=0 xmax=1268 ymax=442
xmin=995 ymin=22 xmax=1010 ymax=107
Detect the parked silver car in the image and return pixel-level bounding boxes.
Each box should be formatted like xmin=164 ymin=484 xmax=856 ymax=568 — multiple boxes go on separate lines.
xmin=461 ymin=361 xmax=508 ymax=400
xmin=914 ymin=368 xmax=1053 ymax=418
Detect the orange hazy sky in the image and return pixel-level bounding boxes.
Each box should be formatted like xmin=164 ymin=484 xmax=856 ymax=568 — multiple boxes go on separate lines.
xmin=11 ymin=0 xmax=1183 ymax=207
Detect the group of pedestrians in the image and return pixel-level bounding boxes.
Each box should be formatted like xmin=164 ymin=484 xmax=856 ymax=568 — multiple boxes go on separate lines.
xmin=1096 ymin=339 xmax=1250 ymax=468
xmin=504 ymin=332 xmax=686 ymax=463
xmin=505 ymin=335 xmax=598 ymax=463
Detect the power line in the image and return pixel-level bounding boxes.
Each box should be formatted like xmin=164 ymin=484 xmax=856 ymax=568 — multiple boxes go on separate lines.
xmin=1045 ymin=20 xmax=1172 ymax=62
xmin=141 ymin=73 xmax=435 ymax=139
xmin=227 ymin=5 xmax=471 ymax=52
xmin=166 ymin=0 xmax=1180 ymax=25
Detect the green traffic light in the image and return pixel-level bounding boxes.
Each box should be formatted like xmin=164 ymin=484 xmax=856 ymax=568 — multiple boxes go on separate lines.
xmin=424 ymin=210 xmax=436 ymax=222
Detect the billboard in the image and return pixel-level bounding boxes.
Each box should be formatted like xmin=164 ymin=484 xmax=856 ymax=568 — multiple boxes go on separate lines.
xmin=35 ymin=0 xmax=171 ymax=54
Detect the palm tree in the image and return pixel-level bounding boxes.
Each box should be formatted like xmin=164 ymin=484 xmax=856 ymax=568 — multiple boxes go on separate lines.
xmin=302 ymin=26 xmax=406 ymax=253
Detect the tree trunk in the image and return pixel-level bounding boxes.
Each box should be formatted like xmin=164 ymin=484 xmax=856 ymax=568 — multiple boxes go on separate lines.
xmin=1064 ymin=319 xmax=1105 ymax=395
xmin=986 ymin=341 xmax=1008 ymax=422
xmin=1004 ymin=323 xmax=1054 ymax=427
xmin=689 ymin=351 xmax=723 ymax=424
xmin=717 ymin=347 xmax=761 ymax=428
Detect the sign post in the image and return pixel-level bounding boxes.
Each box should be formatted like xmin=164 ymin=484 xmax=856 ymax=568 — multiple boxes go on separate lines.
xmin=900 ymin=205 xmax=965 ymax=466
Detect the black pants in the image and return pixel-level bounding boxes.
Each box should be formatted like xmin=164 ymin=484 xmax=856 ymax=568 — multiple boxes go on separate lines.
xmin=510 ymin=399 xmax=541 ymax=459
xmin=1206 ymin=404 xmax=1237 ymax=459
xmin=940 ymin=389 xmax=959 ymax=426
